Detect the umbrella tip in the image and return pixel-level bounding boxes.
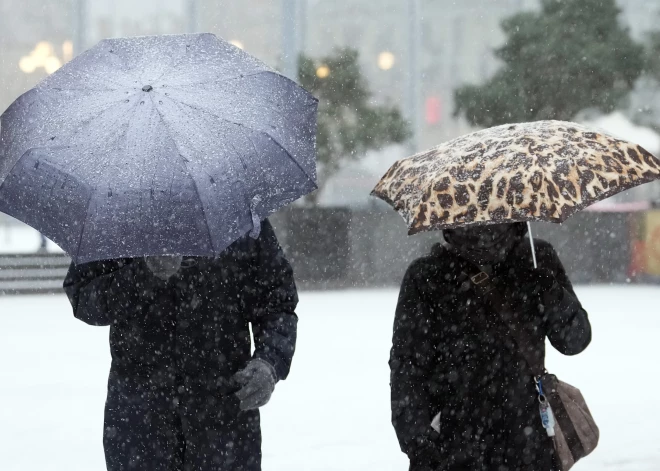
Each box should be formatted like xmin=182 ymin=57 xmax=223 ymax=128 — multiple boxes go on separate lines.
xmin=142 ymin=85 xmax=153 ymax=92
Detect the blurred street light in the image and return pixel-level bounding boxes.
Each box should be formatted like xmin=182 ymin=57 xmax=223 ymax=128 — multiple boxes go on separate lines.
xmin=62 ymin=41 xmax=74 ymax=62
xmin=44 ymin=57 xmax=63 ymax=75
xmin=316 ymin=65 xmax=330 ymax=79
xmin=229 ymin=40 xmax=245 ymax=50
xmin=34 ymin=41 xmax=53 ymax=59
xmin=18 ymin=57 xmax=37 ymax=74
xmin=378 ymin=51 xmax=395 ymax=71
xmin=19 ymin=41 xmax=70 ymax=75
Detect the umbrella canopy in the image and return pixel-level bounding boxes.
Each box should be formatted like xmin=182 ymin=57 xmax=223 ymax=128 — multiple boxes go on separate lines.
xmin=0 ymin=33 xmax=317 ymax=263
xmin=372 ymin=120 xmax=660 ymax=235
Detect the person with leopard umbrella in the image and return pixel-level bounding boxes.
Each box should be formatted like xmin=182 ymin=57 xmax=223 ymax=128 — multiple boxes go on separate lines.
xmin=372 ymin=120 xmax=660 ymax=470
xmin=389 ymin=223 xmax=591 ymax=470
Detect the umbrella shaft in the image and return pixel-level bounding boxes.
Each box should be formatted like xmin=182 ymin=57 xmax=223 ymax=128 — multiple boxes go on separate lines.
xmin=527 ymin=221 xmax=538 ymax=269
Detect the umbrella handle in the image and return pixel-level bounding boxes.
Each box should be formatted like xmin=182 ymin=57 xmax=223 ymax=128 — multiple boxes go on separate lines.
xmin=527 ymin=221 xmax=538 ymax=269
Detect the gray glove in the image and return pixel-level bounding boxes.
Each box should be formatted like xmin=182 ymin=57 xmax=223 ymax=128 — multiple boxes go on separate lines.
xmin=144 ymin=255 xmax=183 ymax=280
xmin=232 ymin=358 xmax=278 ymax=410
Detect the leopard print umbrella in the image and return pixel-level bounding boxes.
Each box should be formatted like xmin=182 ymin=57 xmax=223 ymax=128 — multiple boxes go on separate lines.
xmin=372 ymin=120 xmax=660 ymax=234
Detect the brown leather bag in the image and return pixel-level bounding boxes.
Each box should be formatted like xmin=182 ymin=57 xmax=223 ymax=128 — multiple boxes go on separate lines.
xmin=464 ymin=264 xmax=599 ymax=471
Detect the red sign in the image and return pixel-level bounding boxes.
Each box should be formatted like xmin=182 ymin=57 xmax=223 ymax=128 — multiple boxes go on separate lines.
xmin=425 ymin=96 xmax=441 ymax=125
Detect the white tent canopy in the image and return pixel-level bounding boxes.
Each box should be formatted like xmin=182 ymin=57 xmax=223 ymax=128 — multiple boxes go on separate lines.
xmin=582 ymin=112 xmax=660 ymax=205
xmin=583 ymin=111 xmax=660 ymax=156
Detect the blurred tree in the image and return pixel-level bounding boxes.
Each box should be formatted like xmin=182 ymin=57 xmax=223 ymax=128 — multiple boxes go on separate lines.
xmin=633 ymin=30 xmax=660 ymax=131
xmin=646 ymin=31 xmax=660 ymax=79
xmin=297 ymin=48 xmax=409 ymax=204
xmin=454 ymin=0 xmax=644 ymax=128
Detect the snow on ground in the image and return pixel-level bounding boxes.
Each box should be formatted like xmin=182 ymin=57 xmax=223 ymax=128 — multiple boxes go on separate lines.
xmin=0 ymin=286 xmax=659 ymax=471
xmin=0 ymin=223 xmax=61 ymax=254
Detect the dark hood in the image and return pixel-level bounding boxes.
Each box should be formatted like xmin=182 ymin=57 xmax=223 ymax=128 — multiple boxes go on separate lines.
xmin=442 ymin=222 xmax=528 ymax=266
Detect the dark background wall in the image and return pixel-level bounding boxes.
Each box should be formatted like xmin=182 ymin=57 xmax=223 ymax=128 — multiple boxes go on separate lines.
xmin=270 ymin=207 xmax=638 ymax=290
xmin=0 ymin=207 xmax=644 ymax=295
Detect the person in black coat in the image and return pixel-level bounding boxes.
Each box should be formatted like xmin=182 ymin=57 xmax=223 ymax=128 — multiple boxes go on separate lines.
xmin=390 ymin=223 xmax=592 ymax=471
xmin=64 ymin=220 xmax=297 ymax=471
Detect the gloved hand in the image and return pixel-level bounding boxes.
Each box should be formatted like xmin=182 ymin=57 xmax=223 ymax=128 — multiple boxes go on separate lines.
xmin=232 ymin=358 xmax=278 ymax=411
xmin=144 ymin=255 xmax=183 ymax=281
xmin=523 ymin=267 xmax=564 ymax=307
xmin=409 ymin=436 xmax=443 ymax=470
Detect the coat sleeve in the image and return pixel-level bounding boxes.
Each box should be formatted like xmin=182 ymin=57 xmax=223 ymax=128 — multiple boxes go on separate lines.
xmin=538 ymin=243 xmax=592 ymax=356
xmin=390 ymin=260 xmax=437 ymax=457
xmin=63 ymin=258 xmax=140 ymax=326
xmin=243 ymin=220 xmax=299 ymax=381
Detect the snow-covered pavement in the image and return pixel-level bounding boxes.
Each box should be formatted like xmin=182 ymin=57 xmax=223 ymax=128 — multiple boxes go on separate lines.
xmin=1 ymin=287 xmax=659 ymax=470
xmin=0 ymin=223 xmax=61 ymax=254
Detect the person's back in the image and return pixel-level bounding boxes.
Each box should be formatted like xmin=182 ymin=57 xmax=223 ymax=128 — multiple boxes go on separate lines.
xmin=64 ymin=219 xmax=298 ymax=471
xmin=390 ymin=223 xmax=591 ymax=471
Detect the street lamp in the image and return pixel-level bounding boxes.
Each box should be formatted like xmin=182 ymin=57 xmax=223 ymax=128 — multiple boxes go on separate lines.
xmin=43 ymin=56 xmax=63 ymax=75
xmin=229 ymin=39 xmax=244 ymax=50
xmin=18 ymin=56 xmax=37 ymax=74
xmin=62 ymin=40 xmax=74 ymax=62
xmin=316 ymin=65 xmax=330 ymax=79
xmin=33 ymin=41 xmax=53 ymax=60
xmin=18 ymin=41 xmax=69 ymax=75
xmin=378 ymin=51 xmax=396 ymax=70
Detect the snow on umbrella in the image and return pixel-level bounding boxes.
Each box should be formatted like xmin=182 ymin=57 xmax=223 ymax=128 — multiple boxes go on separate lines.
xmin=372 ymin=120 xmax=660 ymax=234
xmin=0 ymin=33 xmax=317 ymax=264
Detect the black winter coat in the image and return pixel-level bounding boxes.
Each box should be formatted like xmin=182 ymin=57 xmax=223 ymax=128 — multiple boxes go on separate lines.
xmin=390 ymin=239 xmax=591 ymax=471
xmin=63 ymin=219 xmax=297 ymax=471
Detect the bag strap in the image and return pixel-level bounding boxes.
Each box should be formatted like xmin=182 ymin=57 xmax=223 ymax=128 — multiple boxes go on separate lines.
xmin=449 ymin=250 xmax=588 ymax=459
xmin=454 ymin=252 xmax=546 ymax=378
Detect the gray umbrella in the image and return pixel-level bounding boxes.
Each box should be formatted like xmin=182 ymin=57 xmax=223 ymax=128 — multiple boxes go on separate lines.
xmin=0 ymin=33 xmax=317 ymax=263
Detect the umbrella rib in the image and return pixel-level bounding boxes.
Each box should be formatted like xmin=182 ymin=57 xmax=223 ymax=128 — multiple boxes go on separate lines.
xmin=66 ymin=98 xmax=143 ymax=179
xmin=44 ymin=100 xmax=143 ymax=186
xmin=150 ymin=34 xmax=206 ymax=84
xmin=162 ymin=71 xmax=264 ymax=91
xmin=1 ymin=92 xmax=52 ymax=171
xmin=73 ymin=190 xmax=96 ymax=263
xmin=237 ymin=124 xmax=316 ymax=188
xmin=44 ymin=86 xmax=120 ymax=92
xmin=0 ymin=99 xmax=143 ymax=260
xmin=54 ymin=97 xmax=134 ymax=149
xmin=151 ymin=104 xmax=216 ymax=253
xmin=173 ymin=99 xmax=242 ymax=128
xmin=159 ymin=98 xmax=226 ymax=188
xmin=42 ymin=68 xmax=135 ymax=91
xmin=225 ymin=132 xmax=251 ymax=176
xmin=260 ymin=133 xmax=316 ymax=187
xmin=174 ymin=101 xmax=316 ymax=186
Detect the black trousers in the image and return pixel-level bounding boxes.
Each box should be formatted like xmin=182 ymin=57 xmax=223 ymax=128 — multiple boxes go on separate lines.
xmin=409 ymin=456 xmax=560 ymax=471
xmin=408 ymin=424 xmax=560 ymax=471
xmin=103 ymin=369 xmax=261 ymax=471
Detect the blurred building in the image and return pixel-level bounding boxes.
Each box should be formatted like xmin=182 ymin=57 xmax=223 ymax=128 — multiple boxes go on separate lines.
xmin=305 ymin=0 xmax=659 ymax=149
xmin=2 ymin=0 xmax=658 ymax=136
xmin=1 ymin=0 xmax=659 ymax=203
xmin=0 ymin=0 xmax=74 ymax=113
xmin=85 ymin=1 xmax=187 ymax=44
xmin=617 ymin=0 xmax=660 ymax=40
xmin=198 ymin=0 xmax=281 ymax=67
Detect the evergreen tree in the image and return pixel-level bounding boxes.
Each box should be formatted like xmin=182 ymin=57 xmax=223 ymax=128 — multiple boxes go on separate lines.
xmin=297 ymin=48 xmax=409 ymax=203
xmin=454 ymin=0 xmax=644 ymax=128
